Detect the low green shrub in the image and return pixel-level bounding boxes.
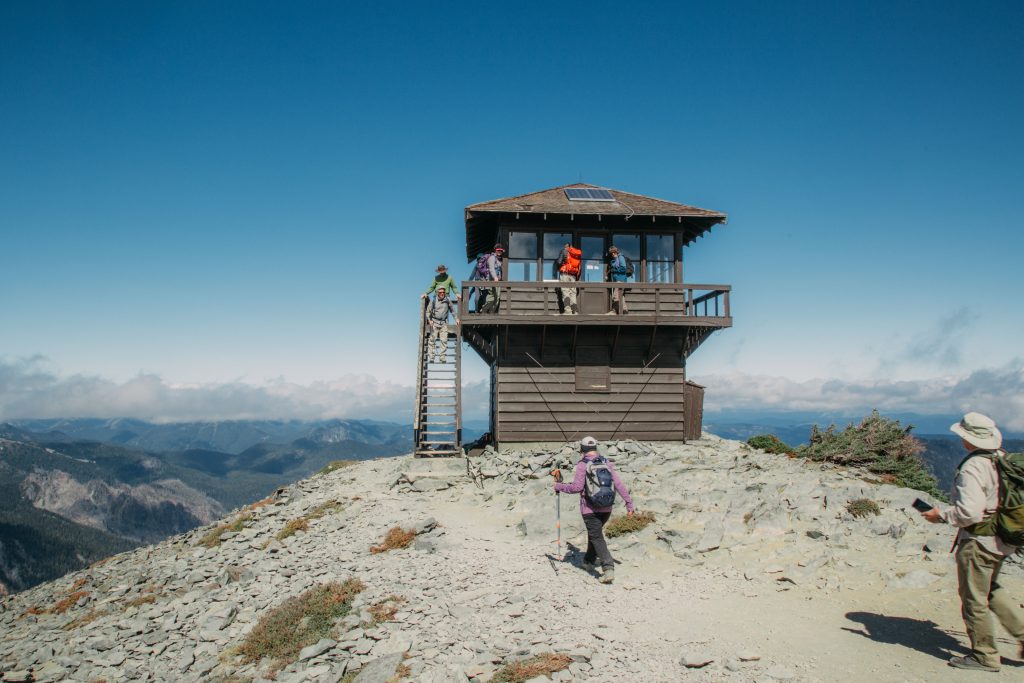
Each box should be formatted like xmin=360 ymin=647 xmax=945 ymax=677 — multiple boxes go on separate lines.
xmin=747 ymin=434 xmax=794 ymax=455
xmin=306 ymin=500 xmax=344 ymax=520
xmin=318 ymin=460 xmax=358 ymax=476
xmin=798 ymin=410 xmax=946 ymax=500
xmin=605 ymin=511 xmax=656 ymax=538
xmin=847 ymin=498 xmax=881 ymax=518
xmin=237 ymin=579 xmax=365 ymax=671
xmin=198 ymin=513 xmax=252 ymax=548
xmin=493 ymin=653 xmax=573 ymax=683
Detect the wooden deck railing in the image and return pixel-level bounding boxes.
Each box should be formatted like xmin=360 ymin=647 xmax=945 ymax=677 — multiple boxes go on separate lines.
xmin=457 ymin=281 xmax=730 ymax=321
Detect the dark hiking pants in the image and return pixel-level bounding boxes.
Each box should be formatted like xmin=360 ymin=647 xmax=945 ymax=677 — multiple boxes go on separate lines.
xmin=583 ymin=512 xmax=613 ymax=568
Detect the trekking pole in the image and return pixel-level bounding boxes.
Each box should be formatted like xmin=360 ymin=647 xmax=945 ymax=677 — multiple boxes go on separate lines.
xmin=554 ymin=469 xmax=563 ymax=560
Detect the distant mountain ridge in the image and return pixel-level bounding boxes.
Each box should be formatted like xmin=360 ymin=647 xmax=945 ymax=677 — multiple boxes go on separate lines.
xmin=12 ymin=418 xmax=410 ymax=455
xmin=0 ymin=418 xmax=413 ymax=592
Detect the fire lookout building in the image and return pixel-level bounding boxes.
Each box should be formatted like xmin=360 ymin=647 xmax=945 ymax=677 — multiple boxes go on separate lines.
xmin=414 ymin=183 xmax=732 ymax=454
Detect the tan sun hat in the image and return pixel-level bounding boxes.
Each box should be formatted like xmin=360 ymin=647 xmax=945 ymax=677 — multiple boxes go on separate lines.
xmin=950 ymin=412 xmax=1002 ymax=450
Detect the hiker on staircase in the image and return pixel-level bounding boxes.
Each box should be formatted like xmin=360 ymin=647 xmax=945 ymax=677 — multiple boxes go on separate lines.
xmin=425 ymin=287 xmax=459 ymax=364
xmin=421 ymin=264 xmax=459 ymax=302
xmin=551 ymin=436 xmax=634 ymax=584
xmin=921 ymin=412 xmax=1024 ymax=672
xmin=555 ymin=242 xmax=581 ymax=315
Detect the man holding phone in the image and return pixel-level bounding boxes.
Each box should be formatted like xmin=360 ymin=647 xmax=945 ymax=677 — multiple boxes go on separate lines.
xmin=920 ymin=412 xmax=1024 ymax=671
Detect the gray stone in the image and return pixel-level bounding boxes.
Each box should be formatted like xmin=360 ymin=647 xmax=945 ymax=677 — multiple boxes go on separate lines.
xmin=299 ymin=637 xmax=337 ymax=661
xmin=412 ymin=478 xmax=451 ymax=492
xmin=352 ymin=652 xmax=406 ymax=683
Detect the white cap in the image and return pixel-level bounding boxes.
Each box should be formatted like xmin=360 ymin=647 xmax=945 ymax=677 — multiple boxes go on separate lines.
xmin=580 ymin=436 xmax=598 ymax=451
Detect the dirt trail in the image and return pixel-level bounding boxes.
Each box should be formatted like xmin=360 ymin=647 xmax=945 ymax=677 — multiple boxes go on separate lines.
xmin=424 ymin=495 xmax=1024 ymax=682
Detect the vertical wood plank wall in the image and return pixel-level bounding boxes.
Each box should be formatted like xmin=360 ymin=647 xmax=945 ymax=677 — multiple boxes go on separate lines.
xmin=494 ymin=327 xmax=705 ymax=442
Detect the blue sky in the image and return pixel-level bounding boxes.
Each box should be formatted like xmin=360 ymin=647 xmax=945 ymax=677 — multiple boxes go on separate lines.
xmin=1 ymin=1 xmax=1022 ymax=427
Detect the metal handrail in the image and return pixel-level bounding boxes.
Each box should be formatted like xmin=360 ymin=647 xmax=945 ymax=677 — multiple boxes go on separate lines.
xmin=412 ymin=297 xmax=427 ymax=436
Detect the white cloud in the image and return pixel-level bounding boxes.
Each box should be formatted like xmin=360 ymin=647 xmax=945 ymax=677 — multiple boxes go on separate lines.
xmin=3 ymin=355 xmax=1021 ymax=432
xmin=695 ymin=358 xmax=1024 ymax=431
xmin=0 ymin=355 xmax=494 ymax=424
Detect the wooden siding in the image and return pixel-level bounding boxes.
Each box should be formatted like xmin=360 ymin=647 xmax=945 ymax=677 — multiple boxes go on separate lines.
xmin=682 ymin=381 xmax=705 ymax=441
xmin=495 ymin=365 xmax=691 ymax=442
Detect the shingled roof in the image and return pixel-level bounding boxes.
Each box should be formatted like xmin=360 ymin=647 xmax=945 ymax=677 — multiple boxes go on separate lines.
xmin=466 ymin=183 xmax=726 ymax=219
xmin=464 ymin=183 xmax=727 ymax=260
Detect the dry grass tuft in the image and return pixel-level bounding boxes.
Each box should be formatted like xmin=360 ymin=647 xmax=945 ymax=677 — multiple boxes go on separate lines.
xmin=245 ymin=495 xmax=275 ymax=511
xmin=493 ymin=653 xmax=573 ymax=683
xmin=52 ymin=590 xmax=89 ymax=614
xmin=604 ymin=511 xmax=656 ymax=538
xmin=847 ymin=498 xmax=881 ymax=518
xmin=70 ymin=576 xmax=89 ymax=591
xmin=237 ymin=579 xmax=365 ymax=671
xmin=276 ymin=518 xmax=310 ymax=541
xmin=306 ymin=500 xmax=344 ymax=520
xmin=65 ymin=608 xmax=108 ymax=630
xmin=199 ymin=513 xmax=253 ymax=548
xmin=318 ymin=460 xmax=358 ymax=476
xmin=368 ymin=595 xmax=407 ymax=624
xmin=124 ymin=594 xmax=158 ymax=609
xmin=370 ymin=527 xmax=417 ymax=554
xmin=387 ymin=662 xmax=412 ymax=682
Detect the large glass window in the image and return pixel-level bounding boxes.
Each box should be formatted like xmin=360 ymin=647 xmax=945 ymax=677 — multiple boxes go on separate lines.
xmin=610 ymin=233 xmax=639 ymax=282
xmin=580 ymin=235 xmax=606 ymax=282
xmin=507 ymin=231 xmax=537 ymax=281
xmin=542 ymin=232 xmax=573 ymax=281
xmin=646 ymin=233 xmax=675 ymax=283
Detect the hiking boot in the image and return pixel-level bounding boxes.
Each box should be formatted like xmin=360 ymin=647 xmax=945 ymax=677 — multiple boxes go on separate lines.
xmin=581 ymin=561 xmax=596 ymax=573
xmin=599 ymin=567 xmax=615 ymax=584
xmin=948 ymin=655 xmax=999 ymax=672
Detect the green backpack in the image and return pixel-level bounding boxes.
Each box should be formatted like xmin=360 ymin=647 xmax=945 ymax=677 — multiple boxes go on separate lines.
xmin=965 ymin=452 xmax=1024 ymax=546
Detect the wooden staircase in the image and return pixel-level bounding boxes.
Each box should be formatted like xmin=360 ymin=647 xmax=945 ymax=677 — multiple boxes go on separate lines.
xmin=414 ymin=300 xmax=462 ymax=457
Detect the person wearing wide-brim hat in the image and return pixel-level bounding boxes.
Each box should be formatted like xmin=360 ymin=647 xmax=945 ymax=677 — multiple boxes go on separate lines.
xmin=421 ymin=264 xmax=459 ymax=302
xmin=921 ymin=411 xmax=1024 ymax=671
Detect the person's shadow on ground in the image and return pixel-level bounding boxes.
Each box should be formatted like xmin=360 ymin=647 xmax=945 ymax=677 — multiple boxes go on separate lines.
xmin=845 ymin=612 xmax=1024 ymax=667
xmin=844 ymin=612 xmax=966 ymax=662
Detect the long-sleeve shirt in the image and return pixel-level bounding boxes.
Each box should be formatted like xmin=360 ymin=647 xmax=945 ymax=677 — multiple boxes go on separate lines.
xmin=425 ymin=297 xmax=456 ymax=325
xmin=485 ymin=253 xmax=502 ymax=281
xmin=554 ymin=454 xmax=635 ymax=515
xmin=941 ymin=449 xmax=1016 ymax=556
xmin=424 ymin=273 xmax=458 ymax=298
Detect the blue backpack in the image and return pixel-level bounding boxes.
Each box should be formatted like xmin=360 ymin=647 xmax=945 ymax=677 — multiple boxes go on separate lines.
xmin=583 ymin=456 xmax=616 ymax=508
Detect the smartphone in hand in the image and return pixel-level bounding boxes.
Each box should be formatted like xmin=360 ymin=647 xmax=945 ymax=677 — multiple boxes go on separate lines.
xmin=912 ymin=498 xmax=934 ymax=512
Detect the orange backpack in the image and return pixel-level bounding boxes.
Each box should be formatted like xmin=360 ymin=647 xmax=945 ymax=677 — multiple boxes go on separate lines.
xmin=560 ymin=247 xmax=582 ymax=276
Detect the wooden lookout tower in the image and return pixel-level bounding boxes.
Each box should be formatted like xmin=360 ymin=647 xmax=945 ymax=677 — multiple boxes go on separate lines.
xmin=413 ymin=183 xmax=732 ymax=454
xmin=460 ymin=184 xmax=733 ymax=446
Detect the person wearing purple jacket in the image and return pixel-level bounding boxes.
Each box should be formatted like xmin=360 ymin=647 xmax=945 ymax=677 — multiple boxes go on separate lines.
xmin=551 ymin=436 xmax=635 ymax=584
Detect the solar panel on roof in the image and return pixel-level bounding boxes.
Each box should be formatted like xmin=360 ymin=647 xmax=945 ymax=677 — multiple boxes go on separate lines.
xmin=564 ymin=188 xmax=616 ymax=202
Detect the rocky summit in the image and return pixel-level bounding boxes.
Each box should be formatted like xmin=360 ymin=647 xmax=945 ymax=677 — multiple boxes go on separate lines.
xmin=2 ymin=434 xmax=1022 ymax=682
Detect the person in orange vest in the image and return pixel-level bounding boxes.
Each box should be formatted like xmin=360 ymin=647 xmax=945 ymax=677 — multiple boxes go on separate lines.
xmin=555 ymin=243 xmax=582 ymax=315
